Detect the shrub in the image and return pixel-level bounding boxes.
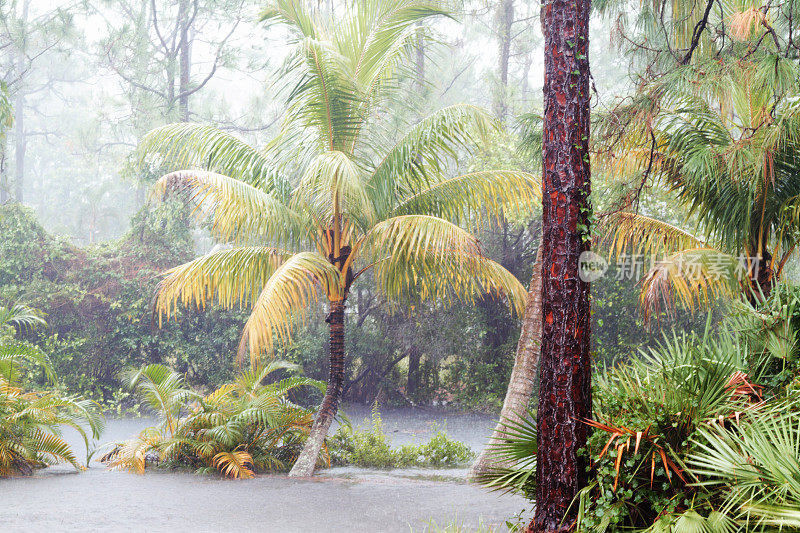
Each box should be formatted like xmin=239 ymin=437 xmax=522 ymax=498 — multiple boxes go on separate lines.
xmin=476 ymin=294 xmax=800 ymax=531
xmin=329 ymin=405 xmax=474 ymax=468
xmin=0 ymin=302 xmax=104 ymax=476
xmin=103 ymin=361 xmax=324 ymax=478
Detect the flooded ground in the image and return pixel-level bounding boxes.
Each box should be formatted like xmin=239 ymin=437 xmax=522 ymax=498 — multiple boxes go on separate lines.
xmin=0 ymin=405 xmax=528 ymax=532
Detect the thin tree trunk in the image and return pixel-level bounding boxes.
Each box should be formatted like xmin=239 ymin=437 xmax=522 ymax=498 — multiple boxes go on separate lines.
xmin=494 ymin=0 xmax=514 ymax=121
xmin=13 ymin=90 xmax=24 ymax=203
xmin=470 ymin=245 xmax=543 ymax=478
xmin=531 ymin=0 xmax=592 ymax=528
xmin=178 ymin=0 xmax=192 ymax=122
xmin=289 ymin=299 xmax=346 ymax=477
xmin=0 ymin=136 xmax=8 ymax=204
xmin=415 ymin=28 xmax=425 ymax=92
xmin=407 ymin=344 xmax=421 ymax=396
xmin=13 ymin=1 xmax=28 ymax=204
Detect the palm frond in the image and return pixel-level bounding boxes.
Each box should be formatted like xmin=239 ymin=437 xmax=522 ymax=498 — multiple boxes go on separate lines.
xmin=640 ymin=248 xmax=743 ymax=320
xmin=368 ymin=104 xmax=495 ymax=217
xmin=293 ymin=150 xmax=375 ymax=228
xmin=124 ymin=364 xmax=198 ymax=434
xmin=600 ymin=211 xmax=707 ymax=259
xmin=137 ymin=123 xmax=287 ymax=194
xmin=374 ymin=249 xmax=527 ymax=316
xmin=474 ymin=411 xmax=537 ymax=495
xmin=391 ymin=170 xmax=540 ymax=225
xmin=239 ymin=252 xmax=340 ymax=363
xmin=689 ymin=407 xmax=800 ymax=527
xmin=154 ymin=246 xmax=296 ymax=323
xmin=0 ymin=303 xmax=46 ymax=333
xmin=213 ymin=450 xmax=255 ymax=479
xmin=153 ymin=170 xmax=311 ymax=247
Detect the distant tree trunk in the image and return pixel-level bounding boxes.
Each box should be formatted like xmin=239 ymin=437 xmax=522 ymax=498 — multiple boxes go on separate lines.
xmin=12 ymin=0 xmax=28 ymax=203
xmin=494 ymin=0 xmax=514 ymax=121
xmin=0 ymin=137 xmax=8 ymax=204
xmin=531 ymin=0 xmax=592 ymax=528
xmin=415 ymin=28 xmax=425 ymax=93
xmin=178 ymin=0 xmax=192 ymax=122
xmin=521 ymin=51 xmax=533 ymax=102
xmin=407 ymin=343 xmax=421 ymax=396
xmin=13 ymin=90 xmax=24 ymax=203
xmin=470 ymin=245 xmax=543 ymax=478
xmin=289 ymin=299 xmax=346 ymax=477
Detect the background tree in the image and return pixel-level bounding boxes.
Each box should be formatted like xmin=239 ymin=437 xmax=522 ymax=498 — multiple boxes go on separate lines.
xmin=0 ymin=0 xmax=74 ymax=204
xmin=595 ymin=0 xmax=800 ymax=317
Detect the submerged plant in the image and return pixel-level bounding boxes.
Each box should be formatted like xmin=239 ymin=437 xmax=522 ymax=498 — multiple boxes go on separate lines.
xmin=103 ymin=362 xmax=324 ymax=478
xmin=0 ymin=302 xmax=104 ymax=477
xmin=329 ymin=406 xmax=473 ymax=469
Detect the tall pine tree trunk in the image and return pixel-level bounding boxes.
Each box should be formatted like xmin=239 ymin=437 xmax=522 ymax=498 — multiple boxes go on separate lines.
xmin=470 ymin=245 xmax=543 ymax=478
xmin=531 ymin=0 xmax=592 ymax=529
xmin=289 ymin=299 xmax=346 ymax=477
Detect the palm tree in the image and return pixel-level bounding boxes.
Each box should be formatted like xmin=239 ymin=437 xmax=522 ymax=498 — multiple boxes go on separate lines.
xmin=598 ymin=54 xmax=800 ymax=318
xmin=471 ymin=114 xmax=544 ymax=479
xmin=139 ymin=0 xmax=538 ymax=477
xmin=0 ymin=302 xmax=104 ymax=476
xmin=105 ymin=362 xmax=323 ymax=477
xmin=594 ymin=0 xmax=800 ymax=318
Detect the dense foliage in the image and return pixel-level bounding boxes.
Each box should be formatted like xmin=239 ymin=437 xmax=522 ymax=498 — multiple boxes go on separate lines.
xmin=0 ymin=203 xmax=248 ymax=403
xmin=103 ymin=362 xmax=324 ymax=478
xmin=478 ymin=283 xmax=800 ymax=531
xmin=0 ymin=302 xmax=103 ymax=476
xmin=329 ymin=405 xmax=474 ymax=469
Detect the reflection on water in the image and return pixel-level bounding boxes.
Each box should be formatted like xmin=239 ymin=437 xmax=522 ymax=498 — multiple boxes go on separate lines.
xmin=0 ymin=405 xmax=527 ymax=533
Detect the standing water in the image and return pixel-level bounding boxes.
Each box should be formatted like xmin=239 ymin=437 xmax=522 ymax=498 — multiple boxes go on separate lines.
xmin=0 ymin=405 xmax=527 ymax=532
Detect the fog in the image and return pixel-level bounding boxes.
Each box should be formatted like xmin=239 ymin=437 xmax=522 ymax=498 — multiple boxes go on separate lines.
xmin=1 ymin=0 xmax=624 ymax=244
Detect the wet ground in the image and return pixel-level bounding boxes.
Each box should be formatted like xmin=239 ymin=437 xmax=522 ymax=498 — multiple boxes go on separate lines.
xmin=0 ymin=405 xmax=528 ymax=532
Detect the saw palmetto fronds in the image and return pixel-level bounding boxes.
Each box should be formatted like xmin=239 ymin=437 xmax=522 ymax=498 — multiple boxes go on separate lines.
xmin=473 ymin=411 xmax=537 ymax=496
xmin=689 ymin=406 xmax=800 ymax=528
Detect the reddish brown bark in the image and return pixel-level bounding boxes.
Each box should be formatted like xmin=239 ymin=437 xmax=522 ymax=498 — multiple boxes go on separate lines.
xmin=532 ymin=0 xmax=592 ymax=529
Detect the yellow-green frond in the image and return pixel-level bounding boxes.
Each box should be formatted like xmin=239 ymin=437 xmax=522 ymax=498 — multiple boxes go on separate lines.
xmin=640 ymin=248 xmax=742 ymax=321
xmin=155 ymin=247 xmax=295 ymax=324
xmin=368 ymin=104 xmax=496 ymax=216
xmin=375 ymin=251 xmax=527 ymax=316
xmin=600 ymin=211 xmax=707 ymax=259
xmin=153 ymin=170 xmax=311 ymax=247
xmin=137 ymin=123 xmax=285 ymax=192
xmin=293 ymin=150 xmax=375 ymax=228
xmin=240 ymin=252 xmax=340 ymax=364
xmin=213 ymin=450 xmax=255 ymax=479
xmin=362 ymin=215 xmax=481 ymax=271
xmin=391 ymin=170 xmax=541 ymax=225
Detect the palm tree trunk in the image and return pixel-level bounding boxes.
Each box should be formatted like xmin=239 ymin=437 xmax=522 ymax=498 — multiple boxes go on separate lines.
xmin=470 ymin=245 xmax=542 ymax=478
xmin=288 ymin=299 xmax=346 ymax=477
xmin=531 ymin=0 xmax=592 ymax=528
